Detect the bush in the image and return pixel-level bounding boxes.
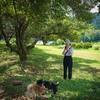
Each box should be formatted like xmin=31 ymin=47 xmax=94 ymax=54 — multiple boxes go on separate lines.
xmin=56 ymin=39 xmax=64 ymax=45
xmin=74 ymin=42 xmax=92 ymax=49
xmin=71 ymin=43 xmax=76 ymax=48
xmin=94 ymin=46 xmax=99 ymax=50
xmin=82 ymin=42 xmax=92 ymax=49
xmin=75 ymin=43 xmax=83 ymax=48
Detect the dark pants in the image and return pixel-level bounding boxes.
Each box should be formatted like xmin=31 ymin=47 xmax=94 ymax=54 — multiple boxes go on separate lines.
xmin=63 ymin=56 xmax=73 ymax=79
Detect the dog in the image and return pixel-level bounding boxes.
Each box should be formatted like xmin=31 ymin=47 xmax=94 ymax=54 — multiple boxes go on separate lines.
xmin=37 ymin=79 xmax=59 ymax=95
xmin=25 ymin=81 xmax=47 ymax=100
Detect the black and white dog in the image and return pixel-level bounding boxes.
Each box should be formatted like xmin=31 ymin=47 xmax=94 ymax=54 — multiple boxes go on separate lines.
xmin=37 ymin=79 xmax=59 ymax=95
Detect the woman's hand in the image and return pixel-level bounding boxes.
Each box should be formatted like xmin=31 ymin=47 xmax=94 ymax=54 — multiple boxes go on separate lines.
xmin=65 ymin=46 xmax=69 ymax=50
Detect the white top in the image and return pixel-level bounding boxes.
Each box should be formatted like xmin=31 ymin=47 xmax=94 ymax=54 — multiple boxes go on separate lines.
xmin=62 ymin=46 xmax=74 ymax=56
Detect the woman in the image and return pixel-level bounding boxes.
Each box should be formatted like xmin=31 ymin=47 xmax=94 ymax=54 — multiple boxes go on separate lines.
xmin=62 ymin=40 xmax=74 ymax=80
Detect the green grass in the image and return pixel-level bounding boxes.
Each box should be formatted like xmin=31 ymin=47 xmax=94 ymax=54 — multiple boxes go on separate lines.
xmin=0 ymin=42 xmax=100 ymax=100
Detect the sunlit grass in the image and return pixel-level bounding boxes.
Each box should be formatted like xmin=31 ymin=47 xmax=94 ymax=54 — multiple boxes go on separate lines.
xmin=36 ymin=44 xmax=100 ymax=60
xmin=36 ymin=44 xmax=100 ymax=69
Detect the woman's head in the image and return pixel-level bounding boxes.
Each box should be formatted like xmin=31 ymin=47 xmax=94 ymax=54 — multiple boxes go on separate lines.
xmin=65 ymin=40 xmax=71 ymax=46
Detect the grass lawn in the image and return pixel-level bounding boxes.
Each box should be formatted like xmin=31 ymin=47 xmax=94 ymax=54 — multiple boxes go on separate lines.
xmin=0 ymin=42 xmax=100 ymax=100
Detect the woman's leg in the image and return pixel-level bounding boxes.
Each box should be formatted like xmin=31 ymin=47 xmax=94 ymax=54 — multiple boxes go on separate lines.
xmin=68 ymin=57 xmax=72 ymax=79
xmin=63 ymin=57 xmax=67 ymax=79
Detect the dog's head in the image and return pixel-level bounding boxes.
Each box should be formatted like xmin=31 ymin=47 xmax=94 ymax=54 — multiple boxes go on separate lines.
xmin=52 ymin=82 xmax=59 ymax=95
xmin=37 ymin=80 xmax=59 ymax=95
xmin=37 ymin=79 xmax=44 ymax=86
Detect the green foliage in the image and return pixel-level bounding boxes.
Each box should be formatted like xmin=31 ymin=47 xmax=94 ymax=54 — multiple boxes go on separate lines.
xmin=1 ymin=0 xmax=98 ymax=62
xmin=94 ymin=46 xmax=99 ymax=50
xmin=92 ymin=31 xmax=100 ymax=42
xmin=75 ymin=43 xmax=83 ymax=48
xmin=82 ymin=42 xmax=92 ymax=49
xmin=92 ymin=14 xmax=100 ymax=30
xmin=56 ymin=38 xmax=64 ymax=45
xmin=71 ymin=43 xmax=76 ymax=47
xmin=80 ymin=14 xmax=100 ymax=42
xmin=74 ymin=42 xmax=92 ymax=49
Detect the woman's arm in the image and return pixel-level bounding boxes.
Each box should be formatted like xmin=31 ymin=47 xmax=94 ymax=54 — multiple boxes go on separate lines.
xmin=68 ymin=47 xmax=74 ymax=55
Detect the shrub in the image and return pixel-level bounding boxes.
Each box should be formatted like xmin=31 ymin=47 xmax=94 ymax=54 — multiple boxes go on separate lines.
xmin=74 ymin=42 xmax=92 ymax=49
xmin=94 ymin=46 xmax=99 ymax=50
xmin=56 ymin=39 xmax=64 ymax=45
xmin=75 ymin=43 xmax=83 ymax=48
xmin=82 ymin=42 xmax=92 ymax=49
xmin=71 ymin=43 xmax=76 ymax=48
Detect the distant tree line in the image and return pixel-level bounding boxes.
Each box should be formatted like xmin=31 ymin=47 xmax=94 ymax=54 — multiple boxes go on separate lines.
xmin=80 ymin=14 xmax=100 ymax=42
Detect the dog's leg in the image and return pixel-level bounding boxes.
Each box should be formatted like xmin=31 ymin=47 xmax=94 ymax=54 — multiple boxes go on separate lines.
xmin=32 ymin=90 xmax=36 ymax=100
xmin=25 ymin=91 xmax=36 ymax=100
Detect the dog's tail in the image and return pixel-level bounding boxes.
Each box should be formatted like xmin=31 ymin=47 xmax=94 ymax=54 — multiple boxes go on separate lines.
xmin=26 ymin=83 xmax=37 ymax=99
xmin=27 ymin=84 xmax=34 ymax=91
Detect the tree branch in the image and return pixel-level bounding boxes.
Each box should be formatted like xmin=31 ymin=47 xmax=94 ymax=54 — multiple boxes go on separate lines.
xmin=1 ymin=30 xmax=18 ymax=53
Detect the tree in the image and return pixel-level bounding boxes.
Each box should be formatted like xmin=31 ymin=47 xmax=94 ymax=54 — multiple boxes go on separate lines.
xmin=91 ymin=14 xmax=100 ymax=42
xmin=92 ymin=14 xmax=100 ymax=29
xmin=0 ymin=0 xmax=99 ymax=62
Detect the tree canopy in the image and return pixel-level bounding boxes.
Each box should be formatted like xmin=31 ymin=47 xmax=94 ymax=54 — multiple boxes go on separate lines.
xmin=0 ymin=0 xmax=99 ymax=61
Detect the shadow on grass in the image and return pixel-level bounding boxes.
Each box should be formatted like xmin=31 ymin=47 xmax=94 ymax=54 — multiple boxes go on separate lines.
xmin=46 ymin=77 xmax=100 ymax=100
xmin=27 ymin=47 xmax=99 ymax=75
xmin=0 ymin=45 xmax=98 ymax=77
xmin=29 ymin=47 xmax=99 ymax=67
xmin=1 ymin=76 xmax=32 ymax=99
xmin=0 ymin=43 xmax=99 ymax=76
xmin=81 ymin=66 xmax=100 ymax=75
xmin=2 ymin=76 xmax=100 ymax=100
xmin=73 ymin=57 xmax=99 ymax=67
xmin=27 ymin=47 xmax=63 ymax=69
xmin=0 ymin=43 xmax=18 ymax=73
xmin=0 ymin=61 xmax=18 ymax=73
xmin=0 ymin=44 xmax=100 ymax=99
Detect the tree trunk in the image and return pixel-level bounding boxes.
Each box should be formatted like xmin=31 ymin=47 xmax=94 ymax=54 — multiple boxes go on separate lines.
xmin=13 ymin=0 xmax=28 ymax=62
xmin=16 ymin=31 xmax=27 ymax=62
xmin=15 ymin=20 xmax=28 ymax=62
xmin=19 ymin=52 xmax=27 ymax=62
